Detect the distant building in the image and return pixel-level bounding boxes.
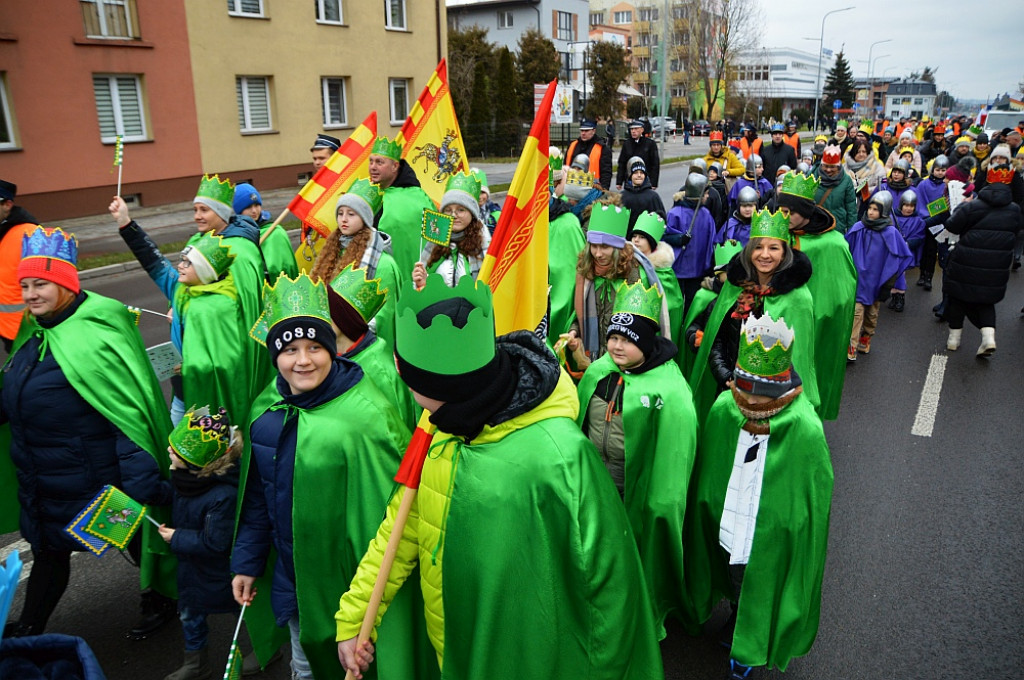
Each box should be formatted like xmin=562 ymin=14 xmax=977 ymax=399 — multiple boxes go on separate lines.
xmin=854 ymin=78 xmax=898 ymax=117
xmin=1 ymin=0 xmax=446 ymax=220
xmin=731 ymin=47 xmax=835 ymax=122
xmin=446 ymin=0 xmax=589 ymax=54
xmin=884 ymin=80 xmax=937 ymax=120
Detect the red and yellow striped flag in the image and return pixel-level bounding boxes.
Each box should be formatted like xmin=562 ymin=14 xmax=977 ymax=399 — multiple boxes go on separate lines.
xmin=396 ymin=59 xmax=467 ymax=206
xmin=477 ymin=80 xmax=555 ymax=335
xmin=288 ymin=112 xmax=377 ymax=270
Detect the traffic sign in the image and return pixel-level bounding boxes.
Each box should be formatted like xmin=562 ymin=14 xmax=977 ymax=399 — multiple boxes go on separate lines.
xmin=833 ymin=99 xmax=842 ymax=108
xmin=852 ymin=102 xmax=859 ymax=109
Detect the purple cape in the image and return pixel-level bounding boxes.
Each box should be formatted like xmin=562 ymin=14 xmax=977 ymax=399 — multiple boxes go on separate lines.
xmin=845 ymin=222 xmax=914 ymax=304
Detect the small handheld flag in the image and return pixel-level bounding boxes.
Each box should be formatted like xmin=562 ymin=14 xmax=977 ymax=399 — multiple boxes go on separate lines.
xmin=0 ymin=550 xmax=23 ymax=637
xmin=65 ymin=485 xmax=156 ymax=554
xmin=114 ymin=135 xmax=124 ymax=197
xmin=421 ymin=208 xmax=454 ymax=251
xmin=223 ymin=602 xmax=248 ymax=680
xmin=927 ymin=196 xmax=949 ymax=217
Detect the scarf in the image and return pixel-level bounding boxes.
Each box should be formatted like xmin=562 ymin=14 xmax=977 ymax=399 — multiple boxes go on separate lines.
xmin=731 ymin=282 xmax=773 ymax=321
xmin=863 ymin=214 xmax=891 ymax=231
xmin=731 ymin=385 xmax=803 ymax=434
xmin=818 ymin=169 xmax=843 ymax=188
xmin=844 ymin=156 xmax=870 ymax=173
xmin=359 ymin=229 xmax=387 ymax=277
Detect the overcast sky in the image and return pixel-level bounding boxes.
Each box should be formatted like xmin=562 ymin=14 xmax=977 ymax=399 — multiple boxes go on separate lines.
xmin=756 ymin=0 xmax=1021 ymax=103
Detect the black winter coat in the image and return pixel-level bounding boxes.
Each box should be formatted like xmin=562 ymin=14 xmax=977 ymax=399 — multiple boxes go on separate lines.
xmin=620 ymin=177 xmax=666 ymax=231
xmin=0 ymin=295 xmax=171 ymax=551
xmin=944 ymin=183 xmax=1023 ymax=304
xmin=615 ymin=135 xmax=661 ymax=188
xmin=760 ymin=141 xmax=798 ymax=184
xmin=686 ymin=249 xmax=813 ymax=388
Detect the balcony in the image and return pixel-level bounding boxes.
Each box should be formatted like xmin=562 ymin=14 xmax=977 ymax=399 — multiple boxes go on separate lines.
xmin=632 ymin=45 xmax=650 ymax=58
xmin=633 ymin=71 xmax=650 ymax=83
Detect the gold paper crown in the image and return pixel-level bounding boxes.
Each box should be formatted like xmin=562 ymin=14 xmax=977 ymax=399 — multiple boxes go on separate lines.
xmin=564 ymin=168 xmax=595 ymax=188
xmin=749 ymin=208 xmax=791 ymax=242
xmin=329 ymin=263 xmax=389 ymax=323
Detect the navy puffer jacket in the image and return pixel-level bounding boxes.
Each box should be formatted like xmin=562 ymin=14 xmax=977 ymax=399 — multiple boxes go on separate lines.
xmin=1 ymin=295 xmax=171 ymax=551
xmin=944 ymin=183 xmax=1023 ymax=304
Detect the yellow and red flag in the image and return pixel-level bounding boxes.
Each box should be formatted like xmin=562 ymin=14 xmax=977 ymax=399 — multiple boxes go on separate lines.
xmin=477 ymin=79 xmax=555 ymax=335
xmin=288 ymin=111 xmax=377 ymax=270
xmin=396 ymin=59 xmax=467 ymax=206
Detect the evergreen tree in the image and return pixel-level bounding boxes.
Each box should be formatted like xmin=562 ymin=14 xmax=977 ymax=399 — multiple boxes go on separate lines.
xmin=516 ymin=28 xmax=560 ymax=118
xmin=492 ymin=47 xmax=520 ymax=155
xmin=466 ymin=60 xmax=491 ymax=157
xmin=448 ymin=26 xmax=495 ymax=126
xmin=584 ymin=41 xmax=630 ymax=121
xmin=821 ymin=50 xmax=855 ymax=121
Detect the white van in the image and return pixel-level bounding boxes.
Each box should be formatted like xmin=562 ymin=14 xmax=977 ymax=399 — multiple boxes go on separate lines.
xmin=982 ymin=110 xmax=1022 ymax=137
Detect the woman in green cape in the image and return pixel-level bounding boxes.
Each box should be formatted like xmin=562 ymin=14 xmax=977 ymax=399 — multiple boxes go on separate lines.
xmin=685 ymin=208 xmax=818 ymax=426
xmin=1 ymin=226 xmax=175 ymax=638
xmin=311 ymin=178 xmax=403 ymax=351
xmin=576 ymin=279 xmax=698 ymax=638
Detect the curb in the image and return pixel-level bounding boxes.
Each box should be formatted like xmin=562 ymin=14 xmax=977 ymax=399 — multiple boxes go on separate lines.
xmin=79 ymin=260 xmax=144 ymax=281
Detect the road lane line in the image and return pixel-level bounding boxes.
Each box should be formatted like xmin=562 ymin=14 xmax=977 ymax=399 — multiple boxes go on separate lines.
xmin=1 ymin=539 xmax=33 ymax=582
xmin=911 ymin=354 xmax=947 ymax=437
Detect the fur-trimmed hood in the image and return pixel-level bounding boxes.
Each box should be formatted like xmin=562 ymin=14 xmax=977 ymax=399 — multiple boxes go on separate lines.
xmin=725 ymin=247 xmax=813 ymax=294
xmin=648 ymin=240 xmax=675 ymax=269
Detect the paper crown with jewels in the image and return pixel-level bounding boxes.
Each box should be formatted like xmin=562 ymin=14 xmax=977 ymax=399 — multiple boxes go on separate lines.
xmin=966 ymin=124 xmax=983 ymax=138
xmin=859 ymin=121 xmax=874 ymax=135
xmin=612 ymin=279 xmax=662 ymax=323
xmin=183 ymin=234 xmax=234 ymax=284
xmin=371 ymin=136 xmax=402 ymax=161
xmin=395 ymin=274 xmax=495 ymax=376
xmin=250 ymin=273 xmax=331 ymax=345
xmin=444 ymin=171 xmax=482 ymax=203
xmin=549 ymin=146 xmax=563 ymax=172
xmin=779 ymin=170 xmax=820 ymax=201
xmin=564 ymin=168 xmax=595 ymax=189
xmin=986 ymin=165 xmax=1015 ymax=185
xmin=588 ymin=204 xmax=629 ymax=240
xmin=168 ymin=406 xmax=233 ymax=469
xmin=340 ymin=178 xmax=384 ymax=215
xmin=18 ymin=226 xmax=80 ymax=292
xmin=749 ymin=208 xmax=791 ymax=242
xmin=195 ymin=174 xmax=234 ymax=209
xmin=328 ymin=263 xmax=389 ymax=323
xmin=632 ymin=211 xmax=666 ymax=243
xmin=735 ymin=314 xmax=795 ymax=387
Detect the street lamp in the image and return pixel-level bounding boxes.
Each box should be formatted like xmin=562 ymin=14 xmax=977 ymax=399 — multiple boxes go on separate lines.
xmin=866 ymin=38 xmax=892 ymax=81
xmin=812 ymin=6 xmax=855 ymax=133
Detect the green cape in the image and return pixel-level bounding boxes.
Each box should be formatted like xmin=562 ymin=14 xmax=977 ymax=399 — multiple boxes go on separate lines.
xmin=2 ymin=294 xmax=175 ymax=596
xmin=576 ymin=354 xmax=698 ymax=637
xmin=680 ymin=287 xmax=717 ymax=377
xmin=260 ymin=224 xmax=300 ymax=283
xmin=688 ymin=282 xmax=819 ymax=426
xmin=654 ymin=265 xmax=685 ymax=353
xmin=547 ymin=211 xmax=586 ymax=345
xmin=366 ymin=250 xmax=403 ymax=353
xmin=791 ymin=230 xmax=856 ymax=420
xmin=243 ymin=374 xmax=436 ymax=680
xmin=685 ymin=390 xmax=833 ymax=671
xmin=378 ymin=185 xmax=436 ymax=275
xmin=348 ymin=335 xmax=419 ymax=432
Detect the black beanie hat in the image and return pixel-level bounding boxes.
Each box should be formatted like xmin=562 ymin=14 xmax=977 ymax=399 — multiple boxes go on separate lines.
xmin=777 ymin=192 xmax=816 ymax=219
xmin=267 ymin=316 xmax=337 ymax=365
xmin=606 ymin=312 xmax=659 ymax=359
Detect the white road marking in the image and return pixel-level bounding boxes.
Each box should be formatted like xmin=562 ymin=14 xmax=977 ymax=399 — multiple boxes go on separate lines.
xmin=1 ymin=539 xmax=33 ymax=582
xmin=911 ymin=354 xmax=947 ymax=437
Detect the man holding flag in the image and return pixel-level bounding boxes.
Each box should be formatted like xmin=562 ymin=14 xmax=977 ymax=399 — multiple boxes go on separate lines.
xmin=335 ymin=81 xmax=664 ymax=680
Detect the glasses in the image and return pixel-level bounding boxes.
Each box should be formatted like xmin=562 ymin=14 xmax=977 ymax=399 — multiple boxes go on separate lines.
xmin=178 ymin=258 xmax=193 ymax=269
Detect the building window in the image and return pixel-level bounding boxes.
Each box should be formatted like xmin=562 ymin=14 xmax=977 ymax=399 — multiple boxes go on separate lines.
xmin=385 ymin=0 xmax=406 ymax=30
xmin=913 ymin=97 xmax=923 ymax=105
xmin=236 ymin=76 xmax=273 ymax=132
xmin=228 ymin=0 xmax=263 ymax=17
xmin=316 ymin=0 xmax=343 ymax=24
xmin=613 ymin=10 xmax=631 ymax=24
xmin=321 ymin=77 xmax=348 ymax=127
xmin=389 ymin=78 xmax=409 ymax=125
xmin=672 ymin=6 xmax=688 ymax=19
xmin=671 ymin=86 xmax=685 ymax=98
xmin=638 ymin=8 xmax=658 ymax=21
xmin=556 ymin=11 xmax=574 ymax=41
xmin=498 ymin=11 xmax=513 ymax=28
xmin=80 ymin=0 xmax=139 ymax=39
xmin=0 ymin=74 xmax=14 ymax=149
xmin=589 ymin=11 xmax=604 ymax=26
xmin=92 ymin=74 xmax=147 ymax=143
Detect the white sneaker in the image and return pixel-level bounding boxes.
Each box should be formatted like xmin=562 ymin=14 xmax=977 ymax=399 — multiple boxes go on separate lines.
xmin=977 ymin=327 xmax=996 ymax=356
xmin=946 ymin=328 xmax=961 ymax=351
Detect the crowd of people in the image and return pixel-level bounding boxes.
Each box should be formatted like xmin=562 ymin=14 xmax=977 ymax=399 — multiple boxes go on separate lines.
xmin=0 ymin=107 xmax=1020 ymax=680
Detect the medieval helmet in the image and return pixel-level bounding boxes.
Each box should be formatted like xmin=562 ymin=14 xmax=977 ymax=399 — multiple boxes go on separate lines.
xmin=683 ymin=172 xmax=709 ymax=200
xmin=737 ymin=186 xmax=758 ymax=206
xmin=745 ymin=154 xmax=763 ymax=176
xmin=899 ymin=189 xmax=918 ymax=209
xmin=869 ymin=190 xmax=893 ymax=216
xmin=796 ymin=162 xmax=811 ymax=175
xmin=932 ymin=154 xmax=950 ymax=170
xmin=893 ymin=159 xmax=911 ymax=175
xmin=689 ymin=158 xmax=708 ymax=175
xmin=571 ymin=154 xmax=590 ymax=172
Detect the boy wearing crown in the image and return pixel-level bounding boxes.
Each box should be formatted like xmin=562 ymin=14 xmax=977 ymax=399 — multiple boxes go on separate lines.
xmin=776 ymin=170 xmax=857 ymax=421
xmin=576 ymin=279 xmax=698 ymax=639
xmin=369 ymin=137 xmax=436 ymax=275
xmin=233 ymin=274 xmax=434 ymax=680
xmin=686 ymin=314 xmax=834 ymax=680
xmin=337 ymin=274 xmax=664 ymax=680
xmin=158 ymin=406 xmax=242 ymax=680
xmin=326 ymin=263 xmax=418 ymax=430
xmin=110 ymin=197 xmax=250 ymax=427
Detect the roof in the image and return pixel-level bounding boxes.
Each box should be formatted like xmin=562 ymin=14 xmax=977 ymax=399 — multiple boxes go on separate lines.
xmin=886 ymin=81 xmax=937 ymax=96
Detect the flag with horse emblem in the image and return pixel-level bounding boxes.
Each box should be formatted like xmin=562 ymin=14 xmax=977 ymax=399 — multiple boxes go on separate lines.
xmin=396 ymin=59 xmax=468 ymax=205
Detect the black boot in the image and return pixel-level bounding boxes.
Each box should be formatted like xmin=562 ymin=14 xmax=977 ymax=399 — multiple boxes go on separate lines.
xmin=3 ymin=621 xmax=41 ymax=638
xmin=922 ymin=273 xmax=932 ymax=291
xmin=887 ymin=295 xmax=897 ymax=310
xmin=933 ymin=300 xmax=945 ymax=320
xmin=127 ymin=589 xmax=176 ymax=640
xmin=893 ymin=292 xmax=905 ymax=313
xmin=916 ymin=271 xmax=929 ymax=287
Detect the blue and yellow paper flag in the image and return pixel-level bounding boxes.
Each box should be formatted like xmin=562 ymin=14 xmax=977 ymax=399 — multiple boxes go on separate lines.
xmin=65 ymin=485 xmax=148 ymax=553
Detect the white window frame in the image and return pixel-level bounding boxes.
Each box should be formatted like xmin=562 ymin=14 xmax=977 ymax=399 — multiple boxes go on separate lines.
xmin=589 ymin=12 xmax=604 ymax=26
xmin=613 ymin=10 xmax=631 ymax=24
xmin=497 ymin=10 xmax=513 ymax=29
xmin=0 ymin=74 xmax=15 ymax=150
xmin=389 ymin=78 xmax=410 ymax=125
xmin=556 ymin=11 xmax=573 ymax=41
xmin=236 ymin=76 xmax=273 ymax=133
xmin=228 ymin=0 xmax=264 ymax=18
xmin=81 ymin=0 xmax=138 ymax=40
xmin=384 ymin=0 xmax=407 ymax=30
xmin=93 ymin=74 xmax=147 ymax=143
xmin=316 ymin=0 xmax=343 ymax=24
xmin=321 ymin=77 xmax=348 ymax=128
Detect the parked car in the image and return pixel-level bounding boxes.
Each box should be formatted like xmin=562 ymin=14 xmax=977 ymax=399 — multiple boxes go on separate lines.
xmin=692 ymin=120 xmax=711 ymax=136
xmin=649 ymin=116 xmax=677 ymax=135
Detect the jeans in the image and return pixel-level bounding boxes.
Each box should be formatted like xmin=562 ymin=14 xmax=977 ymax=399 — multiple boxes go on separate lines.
xmin=170 ymin=395 xmax=186 ymax=426
xmin=288 ymin=617 xmax=313 ymax=680
xmin=180 ymin=607 xmax=209 ymax=651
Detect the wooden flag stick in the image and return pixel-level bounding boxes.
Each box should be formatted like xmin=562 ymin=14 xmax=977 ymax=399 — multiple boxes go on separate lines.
xmin=258 ymin=208 xmax=292 ymax=245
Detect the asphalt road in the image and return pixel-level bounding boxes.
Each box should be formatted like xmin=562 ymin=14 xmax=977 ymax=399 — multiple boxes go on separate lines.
xmin=4 ymin=158 xmax=1023 ymax=679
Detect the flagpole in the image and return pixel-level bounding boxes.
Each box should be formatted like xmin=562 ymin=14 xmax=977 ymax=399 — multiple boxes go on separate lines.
xmin=257 ymin=208 xmax=292 ymax=245
xmin=116 ymin=164 xmax=123 ymax=199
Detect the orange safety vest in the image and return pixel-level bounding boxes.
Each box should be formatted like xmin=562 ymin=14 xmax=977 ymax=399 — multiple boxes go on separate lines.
xmin=0 ymin=222 xmax=34 ymax=340
xmin=566 ymin=140 xmax=605 ymax=184
xmin=782 ymin=132 xmax=800 ymax=154
xmin=738 ymin=137 xmax=762 ymax=159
